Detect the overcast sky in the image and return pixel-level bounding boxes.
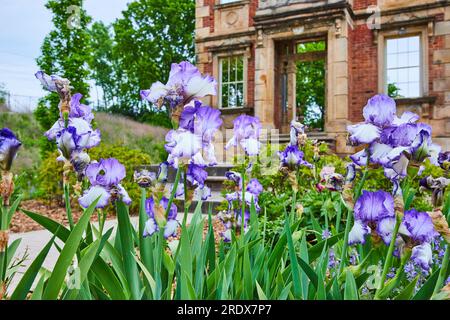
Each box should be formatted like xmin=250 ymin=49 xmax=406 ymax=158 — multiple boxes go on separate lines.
xmin=0 ymin=0 xmax=130 ymax=109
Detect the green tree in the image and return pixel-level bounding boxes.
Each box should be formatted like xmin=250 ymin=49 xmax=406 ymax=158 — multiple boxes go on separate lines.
xmin=93 ymin=0 xmax=195 ymax=118
xmin=0 ymin=83 xmax=7 ymax=106
xmin=35 ymin=0 xmax=92 ymax=155
xmin=296 ymin=41 xmax=326 ymax=131
xmin=88 ymin=22 xmax=116 ymax=108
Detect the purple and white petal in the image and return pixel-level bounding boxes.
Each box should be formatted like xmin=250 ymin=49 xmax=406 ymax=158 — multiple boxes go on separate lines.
xmin=0 ymin=128 xmax=22 ymax=171
xmin=164 ymin=220 xmax=179 ymax=239
xmin=185 ymin=75 xmax=217 ymax=100
xmin=117 ymin=184 xmax=131 ymax=205
xmin=411 ymin=242 xmax=433 ymax=271
xmin=347 ymin=123 xmax=381 ymax=145
xmin=377 ymin=216 xmax=410 ymax=245
xmin=140 ymin=81 xmax=169 ymax=104
xmin=392 ymin=111 xmax=420 ymax=126
xmin=143 ymin=218 xmax=158 ymax=237
xmin=350 ymin=149 xmax=369 ymax=167
xmin=362 ymin=94 xmax=396 ymax=127
xmin=195 ymin=185 xmax=211 ymax=201
xmin=354 ymin=190 xmax=395 ymax=223
xmin=246 ymin=178 xmax=263 ymax=196
xmin=78 ymin=185 xmax=111 ymax=209
xmin=403 ymin=209 xmax=437 ymax=244
xmin=348 ymin=220 xmax=371 ymax=245
xmin=240 ymin=138 xmax=260 ymax=156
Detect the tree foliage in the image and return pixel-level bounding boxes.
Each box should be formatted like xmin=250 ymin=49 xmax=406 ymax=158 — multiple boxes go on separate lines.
xmin=35 ymin=0 xmax=92 ymax=155
xmin=89 ymin=0 xmax=195 ymax=123
xmin=296 ymin=41 xmax=326 ymax=131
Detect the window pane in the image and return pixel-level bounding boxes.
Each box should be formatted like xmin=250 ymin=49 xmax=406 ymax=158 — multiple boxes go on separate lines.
xmin=408 ymin=52 xmax=420 ymax=66
xmin=221 ymin=58 xmax=229 ymax=83
xmin=386 ymin=39 xmax=397 ymax=54
xmin=236 ymin=83 xmax=244 ymax=107
xmin=229 ymin=84 xmax=237 ymax=107
xmin=397 ymin=53 xmax=409 ymax=68
xmin=408 ymin=36 xmax=420 ymax=52
xmin=397 ymin=83 xmax=409 ymax=97
xmin=398 ymin=69 xmax=408 ymax=83
xmin=397 ymin=37 xmax=409 ymax=53
xmin=236 ymin=57 xmax=244 ymax=81
xmin=221 ymin=84 xmax=229 ymax=108
xmin=230 ymin=58 xmax=237 ymax=82
xmin=387 ymin=69 xmax=398 ymax=84
xmin=408 ymin=67 xmax=420 ymax=82
xmin=387 ymin=53 xmax=397 ymax=69
xmin=409 ymin=82 xmax=420 ymax=98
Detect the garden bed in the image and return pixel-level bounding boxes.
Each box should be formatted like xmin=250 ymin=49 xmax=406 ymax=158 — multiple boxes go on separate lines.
xmin=10 ymin=200 xmax=115 ymax=233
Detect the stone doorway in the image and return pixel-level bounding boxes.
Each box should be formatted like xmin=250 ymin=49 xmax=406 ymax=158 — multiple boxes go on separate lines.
xmin=275 ymin=38 xmax=327 ymax=133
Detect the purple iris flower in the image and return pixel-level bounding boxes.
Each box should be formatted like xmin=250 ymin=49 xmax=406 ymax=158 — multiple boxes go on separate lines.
xmin=35 ymin=71 xmax=69 ymax=93
xmin=438 ymin=151 xmax=450 ymax=170
xmin=290 ymin=120 xmax=306 ymax=146
xmin=143 ymin=196 xmax=178 ymax=238
xmin=225 ymin=176 xmax=263 ymax=212
xmin=218 ymin=209 xmax=250 ymax=242
xmin=186 ymin=163 xmax=208 ymax=188
xmin=225 ymin=114 xmax=262 ymax=156
xmin=354 ymin=190 xmax=394 ymax=223
xmin=165 ymin=101 xmax=222 ymax=168
xmin=79 ymin=158 xmax=131 ymax=208
xmin=45 ymin=117 xmax=101 ymax=162
xmin=322 ymin=229 xmax=331 ymax=240
xmin=348 ymin=190 xmax=395 ymax=245
xmin=346 ymin=94 xmax=396 ymax=145
xmin=225 ymin=171 xmax=242 ymax=189
xmin=186 ymin=163 xmax=211 ymax=200
xmin=363 ymin=94 xmax=397 ymax=128
xmin=246 ymin=178 xmax=263 ymax=196
xmin=140 ymin=61 xmax=217 ymax=108
xmin=278 ymin=144 xmax=312 ymax=169
xmin=0 ymin=128 xmax=22 ymax=171
xmin=403 ymin=209 xmax=437 ymax=244
xmin=69 ymin=93 xmax=94 ymax=123
xmin=377 ymin=209 xmax=437 ymax=270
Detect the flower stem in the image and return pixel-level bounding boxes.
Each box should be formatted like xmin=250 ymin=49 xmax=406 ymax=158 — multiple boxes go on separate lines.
xmin=64 ymin=182 xmax=74 ymax=230
xmin=338 ymin=200 xmax=353 ymax=276
xmin=166 ymin=166 xmax=182 ymax=220
xmin=433 ymin=244 xmax=450 ymax=295
xmin=240 ymin=166 xmax=246 ymax=241
xmin=182 ymin=166 xmax=189 ymax=227
xmin=338 ymin=166 xmax=368 ymax=274
xmin=374 ymin=215 xmax=401 ymax=299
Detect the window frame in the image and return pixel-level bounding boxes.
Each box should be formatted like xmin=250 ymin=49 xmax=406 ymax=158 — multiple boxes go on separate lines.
xmin=218 ymin=55 xmax=247 ymax=109
xmin=378 ymin=26 xmax=429 ymax=99
xmin=384 ymin=34 xmax=422 ymax=98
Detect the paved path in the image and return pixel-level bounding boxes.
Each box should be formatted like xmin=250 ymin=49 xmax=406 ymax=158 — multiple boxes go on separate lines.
xmin=6 ymin=213 xmax=194 ymax=295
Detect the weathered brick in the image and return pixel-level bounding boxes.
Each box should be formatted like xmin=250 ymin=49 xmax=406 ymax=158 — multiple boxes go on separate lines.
xmin=434 ymin=49 xmax=450 ymax=64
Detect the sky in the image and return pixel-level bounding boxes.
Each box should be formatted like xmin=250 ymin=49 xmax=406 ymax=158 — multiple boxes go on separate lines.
xmin=0 ymin=0 xmax=130 ymax=111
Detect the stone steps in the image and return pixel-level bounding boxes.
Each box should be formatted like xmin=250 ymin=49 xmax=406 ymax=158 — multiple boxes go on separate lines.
xmin=138 ymin=164 xmax=233 ymax=214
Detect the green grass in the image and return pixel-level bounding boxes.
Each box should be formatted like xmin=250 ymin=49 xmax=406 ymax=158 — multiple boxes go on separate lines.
xmin=0 ymin=111 xmax=168 ymax=172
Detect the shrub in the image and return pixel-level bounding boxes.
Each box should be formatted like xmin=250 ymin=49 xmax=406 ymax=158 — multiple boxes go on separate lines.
xmin=38 ymin=144 xmax=154 ymax=213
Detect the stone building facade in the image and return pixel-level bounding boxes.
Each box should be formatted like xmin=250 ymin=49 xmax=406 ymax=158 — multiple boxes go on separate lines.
xmin=195 ymin=0 xmax=450 ymax=154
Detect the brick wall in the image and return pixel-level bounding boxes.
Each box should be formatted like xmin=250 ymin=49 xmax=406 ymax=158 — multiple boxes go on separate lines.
xmin=203 ymin=0 xmax=215 ymax=33
xmin=348 ymin=24 xmax=378 ymax=122
xmin=353 ymin=0 xmax=378 ymax=11
xmin=249 ymin=0 xmax=258 ymax=26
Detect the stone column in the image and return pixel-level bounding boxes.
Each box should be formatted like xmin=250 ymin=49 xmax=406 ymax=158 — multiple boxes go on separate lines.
xmin=254 ymin=31 xmax=276 ymax=129
xmin=431 ymin=8 xmax=450 ymax=151
xmin=326 ymin=18 xmax=352 ymax=154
